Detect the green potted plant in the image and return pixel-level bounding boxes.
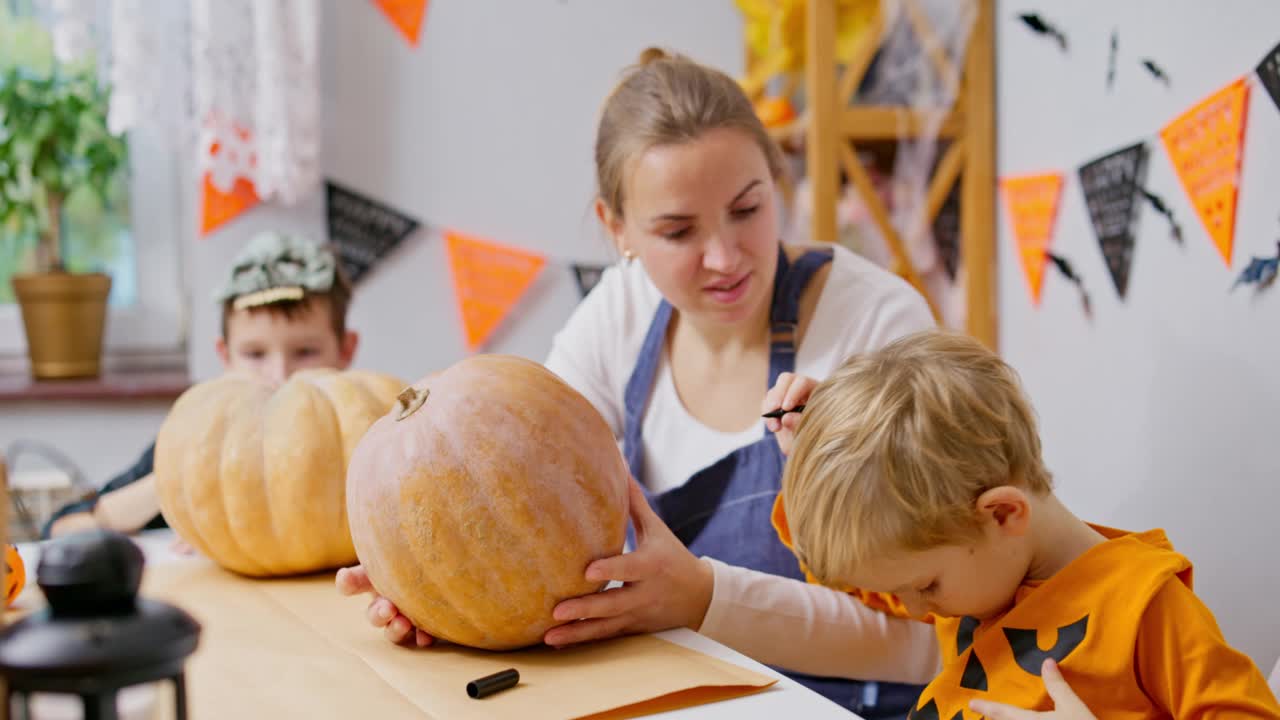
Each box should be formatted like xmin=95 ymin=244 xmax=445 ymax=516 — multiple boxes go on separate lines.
xmin=0 ymin=63 xmax=129 ymax=379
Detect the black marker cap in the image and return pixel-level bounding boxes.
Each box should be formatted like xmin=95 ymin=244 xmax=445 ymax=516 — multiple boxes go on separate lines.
xmin=467 ymin=668 xmax=520 ymax=699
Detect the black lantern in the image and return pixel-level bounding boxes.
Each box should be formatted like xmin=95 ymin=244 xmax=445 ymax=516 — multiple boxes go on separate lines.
xmin=0 ymin=530 xmax=200 ymax=720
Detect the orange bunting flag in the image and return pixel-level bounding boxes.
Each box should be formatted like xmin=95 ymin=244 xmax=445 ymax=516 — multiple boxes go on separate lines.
xmin=373 ymin=0 xmax=429 ymax=47
xmin=1159 ymin=77 xmax=1250 ymax=267
xmin=200 ymin=119 xmax=260 ymax=236
xmin=1000 ymin=173 xmax=1064 ymax=306
xmin=201 ymin=174 xmax=259 ymax=236
xmin=445 ymin=231 xmax=546 ymax=351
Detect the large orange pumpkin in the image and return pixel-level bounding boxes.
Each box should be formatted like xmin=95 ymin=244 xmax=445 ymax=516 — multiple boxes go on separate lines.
xmin=346 ymin=355 xmax=629 ymax=651
xmin=155 ymin=368 xmax=404 ymax=577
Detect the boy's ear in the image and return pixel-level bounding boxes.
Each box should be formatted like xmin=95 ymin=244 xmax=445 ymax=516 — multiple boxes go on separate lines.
xmin=338 ymin=330 xmax=359 ymax=369
xmin=974 ymin=485 xmax=1031 ymax=537
xmin=215 ymin=336 xmax=231 ymax=369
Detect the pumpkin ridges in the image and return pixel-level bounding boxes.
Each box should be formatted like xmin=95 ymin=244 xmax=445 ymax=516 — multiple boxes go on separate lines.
xmin=155 ymin=380 xmax=221 ymax=563
xmin=345 ymin=415 xmax=402 ymax=615
xmin=293 ymin=370 xmax=366 ymax=567
xmin=398 ymin=429 xmax=501 ymax=647
xmin=469 ymin=380 xmax=587 ymax=647
xmin=429 ymin=375 xmax=552 ymax=648
xmin=396 ymin=363 xmax=625 ymax=649
xmin=216 ymin=380 xmax=282 ymax=576
xmin=162 ymin=379 xmax=227 ymax=564
xmin=298 ymin=369 xmax=369 ymax=467
xmin=264 ymin=379 xmax=351 ymax=574
xmin=199 ymin=376 xmax=273 ymax=576
xmin=169 ymin=377 xmax=270 ymax=575
xmin=346 ymin=357 xmax=629 ymax=650
xmin=377 ymin=392 xmax=514 ymax=647
xmin=301 ymin=369 xmax=408 ymax=568
xmin=157 ymin=370 xmax=402 ymax=577
xmin=506 ymin=358 xmax=627 ymax=640
xmin=343 ymin=371 xmax=406 ymax=417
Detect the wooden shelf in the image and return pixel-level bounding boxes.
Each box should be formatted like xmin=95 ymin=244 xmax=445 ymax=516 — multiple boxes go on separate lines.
xmin=0 ymin=369 xmax=190 ymax=402
xmin=840 ymin=106 xmax=964 ymax=140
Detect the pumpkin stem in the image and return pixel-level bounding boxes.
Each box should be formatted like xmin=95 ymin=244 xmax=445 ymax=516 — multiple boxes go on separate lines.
xmin=396 ymin=386 xmax=429 ymax=421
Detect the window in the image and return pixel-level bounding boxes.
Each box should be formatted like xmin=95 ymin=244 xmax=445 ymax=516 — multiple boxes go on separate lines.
xmin=0 ymin=0 xmax=186 ymax=366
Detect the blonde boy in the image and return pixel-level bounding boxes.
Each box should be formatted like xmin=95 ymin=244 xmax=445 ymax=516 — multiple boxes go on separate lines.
xmin=774 ymin=330 xmax=1279 ymax=719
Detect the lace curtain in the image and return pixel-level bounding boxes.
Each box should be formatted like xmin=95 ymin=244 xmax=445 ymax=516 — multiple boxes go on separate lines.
xmin=43 ymin=0 xmax=321 ymax=207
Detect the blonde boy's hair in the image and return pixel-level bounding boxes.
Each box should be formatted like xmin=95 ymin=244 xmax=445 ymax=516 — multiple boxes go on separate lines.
xmin=781 ymin=329 xmax=1052 ymax=586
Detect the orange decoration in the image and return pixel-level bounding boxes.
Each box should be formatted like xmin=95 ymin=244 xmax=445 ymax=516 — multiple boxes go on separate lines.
xmin=754 ymin=96 xmax=797 ymax=129
xmin=445 ymin=231 xmax=546 ymax=351
xmin=1000 ymin=173 xmax=1064 ymax=306
xmin=372 ymin=0 xmax=429 ymax=47
xmin=5 ymin=544 xmax=25 ymax=607
xmin=1159 ymin=77 xmax=1251 ymax=267
xmin=200 ymin=174 xmax=260 ymax=236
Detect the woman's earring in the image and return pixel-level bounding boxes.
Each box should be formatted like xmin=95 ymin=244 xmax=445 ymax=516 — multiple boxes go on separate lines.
xmin=621 ymin=249 xmax=636 ymax=264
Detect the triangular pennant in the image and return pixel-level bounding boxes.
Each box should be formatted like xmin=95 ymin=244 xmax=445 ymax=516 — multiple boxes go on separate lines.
xmin=200 ymin=174 xmax=259 ymax=236
xmin=1159 ymin=77 xmax=1250 ymax=267
xmin=1257 ymin=42 xmax=1280 ymax=114
xmin=1078 ymin=142 xmax=1149 ymax=298
xmin=445 ymin=231 xmax=546 ymax=351
xmin=372 ymin=0 xmax=428 ymax=47
xmin=325 ymin=181 xmax=420 ymax=285
xmin=200 ymin=118 xmax=260 ymax=236
xmin=999 ymin=173 xmax=1064 ymax=306
xmin=571 ymin=264 xmax=609 ymax=299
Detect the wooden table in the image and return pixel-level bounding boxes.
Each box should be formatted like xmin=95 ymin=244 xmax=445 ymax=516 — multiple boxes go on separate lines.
xmin=13 ymin=530 xmax=861 ymax=719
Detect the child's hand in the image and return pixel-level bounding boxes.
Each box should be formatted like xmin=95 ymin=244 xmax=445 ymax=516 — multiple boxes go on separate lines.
xmin=969 ymin=660 xmax=1097 ymax=719
xmin=762 ymin=372 xmax=819 ymax=456
xmin=543 ymin=477 xmax=714 ymax=648
xmin=335 ymin=565 xmax=436 ymax=648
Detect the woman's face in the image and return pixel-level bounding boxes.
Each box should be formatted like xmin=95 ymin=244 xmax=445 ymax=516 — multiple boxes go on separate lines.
xmin=605 ymin=128 xmax=780 ymax=328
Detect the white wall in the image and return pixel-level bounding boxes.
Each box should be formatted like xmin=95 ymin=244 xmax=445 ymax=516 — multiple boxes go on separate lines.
xmin=3 ymin=3 xmax=744 ymax=513
xmin=997 ymin=0 xmax=1280 ymax=667
xmin=188 ymin=0 xmax=746 ymax=382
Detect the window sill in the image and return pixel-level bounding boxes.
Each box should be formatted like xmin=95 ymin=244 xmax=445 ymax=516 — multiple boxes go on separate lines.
xmin=0 ymin=369 xmax=191 ymax=402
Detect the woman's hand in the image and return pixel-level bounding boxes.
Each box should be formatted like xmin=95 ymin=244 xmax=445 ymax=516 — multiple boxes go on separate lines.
xmin=335 ymin=565 xmax=436 ymax=648
xmin=544 ymin=478 xmax=714 ymax=648
xmin=762 ymin=372 xmax=819 ymax=456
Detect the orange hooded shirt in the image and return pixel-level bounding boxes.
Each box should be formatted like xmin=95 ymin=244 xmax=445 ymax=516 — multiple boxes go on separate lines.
xmin=771 ymin=496 xmax=1280 ymax=719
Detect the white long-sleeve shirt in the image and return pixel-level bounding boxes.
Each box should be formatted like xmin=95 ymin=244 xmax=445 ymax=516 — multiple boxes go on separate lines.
xmin=701 ymin=559 xmax=941 ymax=684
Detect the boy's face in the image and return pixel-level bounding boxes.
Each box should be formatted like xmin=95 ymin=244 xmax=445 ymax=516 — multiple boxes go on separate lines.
xmin=851 ymin=535 xmax=1029 ymax=621
xmin=216 ymin=297 xmax=358 ymax=387
xmin=843 ymin=489 xmax=1035 ymax=621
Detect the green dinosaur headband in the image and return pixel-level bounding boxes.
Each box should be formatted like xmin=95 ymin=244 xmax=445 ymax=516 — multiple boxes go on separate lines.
xmin=214 ymin=232 xmax=337 ymax=310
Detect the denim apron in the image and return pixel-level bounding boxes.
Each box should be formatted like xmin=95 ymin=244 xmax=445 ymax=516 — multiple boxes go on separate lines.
xmin=621 ymin=246 xmax=923 ymax=719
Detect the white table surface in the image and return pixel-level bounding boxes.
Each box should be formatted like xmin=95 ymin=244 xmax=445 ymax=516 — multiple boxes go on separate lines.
xmin=13 ymin=530 xmax=861 ymax=719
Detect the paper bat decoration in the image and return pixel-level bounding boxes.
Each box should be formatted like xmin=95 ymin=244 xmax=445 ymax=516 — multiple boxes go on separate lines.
xmin=1232 ymin=242 xmax=1280 ymax=292
xmin=1045 ymin=251 xmax=1093 ymax=318
xmin=1017 ymin=13 xmax=1068 ymax=51
xmin=1141 ymin=58 xmax=1171 ymax=87
xmin=1139 ymin=187 xmax=1184 ymax=244
xmin=1107 ymin=30 xmax=1118 ymax=91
